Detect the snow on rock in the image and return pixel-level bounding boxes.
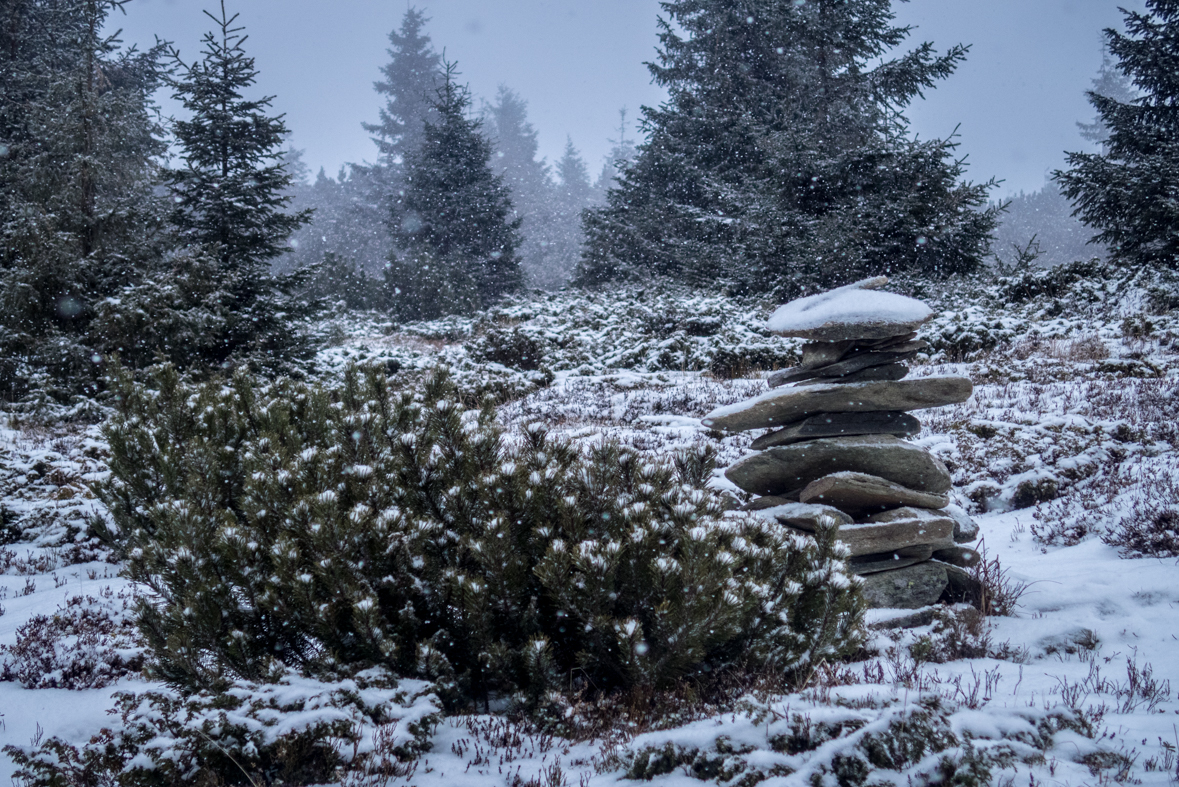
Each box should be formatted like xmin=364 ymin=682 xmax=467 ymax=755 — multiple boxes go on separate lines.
xmin=768 ymin=277 xmax=934 ymax=340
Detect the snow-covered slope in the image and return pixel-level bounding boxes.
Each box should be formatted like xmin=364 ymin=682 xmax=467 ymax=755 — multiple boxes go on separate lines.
xmin=2 ymin=263 xmax=1177 ymax=785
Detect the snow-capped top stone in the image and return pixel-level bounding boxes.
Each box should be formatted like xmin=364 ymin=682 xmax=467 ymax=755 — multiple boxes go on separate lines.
xmin=767 ymin=276 xmax=933 ymax=341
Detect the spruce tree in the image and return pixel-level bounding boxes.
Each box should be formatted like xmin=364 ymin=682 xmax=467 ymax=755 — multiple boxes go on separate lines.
xmin=578 ymin=0 xmax=999 ymax=294
xmin=484 ymin=86 xmax=558 ymax=287
xmin=353 ymin=6 xmax=442 ymax=261
xmin=362 ymin=7 xmax=441 ymax=174
xmin=592 ymin=107 xmax=637 ymax=201
xmin=162 ymin=1 xmax=313 ymax=366
xmin=1055 ymin=0 xmax=1179 ymax=269
xmin=1076 ymin=47 xmax=1138 ymax=149
xmin=0 ymin=0 xmax=167 ymax=399
xmin=548 ymin=138 xmax=594 ymax=284
xmin=284 ymin=164 xmax=393 ymax=284
xmin=390 ymin=62 xmax=522 ymax=318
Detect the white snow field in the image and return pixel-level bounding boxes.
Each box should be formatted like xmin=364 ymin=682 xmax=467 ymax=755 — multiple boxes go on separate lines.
xmin=2 ymin=264 xmax=1178 ymax=786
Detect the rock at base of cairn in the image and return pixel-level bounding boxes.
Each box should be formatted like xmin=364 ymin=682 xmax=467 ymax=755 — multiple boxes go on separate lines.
xmin=860 ymin=562 xmax=949 ymax=609
xmin=849 ymin=544 xmax=934 ymax=575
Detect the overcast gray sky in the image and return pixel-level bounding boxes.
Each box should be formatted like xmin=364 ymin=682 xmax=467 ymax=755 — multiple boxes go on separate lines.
xmin=114 ymin=0 xmax=1140 ymax=197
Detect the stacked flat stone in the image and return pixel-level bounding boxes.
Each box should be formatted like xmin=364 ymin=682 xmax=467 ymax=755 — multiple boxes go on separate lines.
xmin=702 ymin=277 xmax=980 ymax=611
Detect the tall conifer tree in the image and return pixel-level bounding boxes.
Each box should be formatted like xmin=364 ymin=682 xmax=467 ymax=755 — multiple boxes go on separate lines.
xmin=363 ymin=7 xmax=441 ymax=174
xmin=485 ymin=86 xmax=557 ymax=288
xmin=547 ymin=138 xmax=593 ymax=285
xmin=579 ymin=0 xmax=998 ymax=294
xmin=1055 ymin=0 xmax=1179 ymax=269
xmin=0 ymin=0 xmax=166 ymax=398
xmin=1076 ymin=47 xmax=1138 ymax=150
xmin=593 ymin=108 xmax=637 ymax=200
xmin=162 ymin=1 xmax=312 ymax=366
xmin=388 ymin=62 xmax=521 ymax=318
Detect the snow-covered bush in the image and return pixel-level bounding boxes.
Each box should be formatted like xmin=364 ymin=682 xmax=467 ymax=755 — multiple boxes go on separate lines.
xmin=621 ymin=696 xmax=1104 ymax=786
xmin=5 ymin=668 xmax=440 ymax=787
xmin=95 ymin=364 xmax=863 ymax=713
xmin=1103 ymin=469 xmax=1179 ymax=558
xmin=0 ymin=590 xmax=142 ymax=689
xmin=316 ymin=285 xmax=800 ymax=388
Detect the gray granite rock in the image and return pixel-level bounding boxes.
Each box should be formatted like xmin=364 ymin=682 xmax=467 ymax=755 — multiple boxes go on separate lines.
xmin=798 ymin=340 xmax=856 ymax=370
xmin=741 ymin=495 xmax=798 ymax=511
xmin=944 ymin=504 xmax=981 ymax=543
xmin=864 ymin=505 xmax=957 ymax=528
xmin=849 ymin=544 xmax=934 ymax=575
xmin=868 ymin=607 xmax=938 ymax=630
xmin=725 ymin=435 xmax=953 ymax=497
xmin=799 ymin=363 xmax=909 ymax=386
xmin=941 ymin=564 xmax=984 ymax=607
xmin=767 ymin=278 xmax=934 ymax=341
xmin=857 ymin=331 xmax=918 ymax=349
xmin=877 ymin=339 xmax=929 ymax=354
xmin=799 ymin=472 xmax=949 ymax=516
xmin=702 ymin=376 xmax=973 ymax=433
xmin=860 ymin=562 xmax=949 ymax=609
xmin=754 ymin=502 xmax=853 ymax=531
xmin=932 ymin=546 xmax=981 ymax=568
xmin=816 ymin=350 xmax=918 ymax=378
xmin=822 ymin=510 xmax=953 ymax=557
xmin=750 ymin=411 xmax=921 ymax=450
xmin=770 ymin=351 xmax=917 ymax=386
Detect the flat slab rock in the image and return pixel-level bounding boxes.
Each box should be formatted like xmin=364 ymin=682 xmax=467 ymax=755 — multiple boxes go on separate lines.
xmin=797 ymin=363 xmax=909 ymax=386
xmin=849 ymin=544 xmax=934 ymax=575
xmin=932 ymin=546 xmax=981 ymax=568
xmin=702 ymin=376 xmax=973 ymax=433
xmin=799 ymin=471 xmax=949 ymax=517
xmin=751 ymin=411 xmax=921 ymax=450
xmin=770 ymin=349 xmax=917 ymax=385
xmin=817 ymin=508 xmax=953 ymax=557
xmin=725 ymin=435 xmax=952 ymax=497
xmin=860 ymin=562 xmax=949 ymax=609
xmin=945 ymin=503 xmax=981 ymax=544
xmin=750 ymin=502 xmax=852 ymax=531
xmin=767 ymin=277 xmax=934 ymax=341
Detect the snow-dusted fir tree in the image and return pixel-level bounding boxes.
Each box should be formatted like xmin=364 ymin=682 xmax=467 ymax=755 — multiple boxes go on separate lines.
xmin=1055 ymin=0 xmax=1179 ymax=269
xmin=346 ymin=7 xmax=442 ymax=266
xmin=592 ymin=107 xmax=637 ymax=201
xmin=388 ymin=63 xmax=521 ymax=319
xmin=1076 ymin=47 xmax=1138 ymax=150
xmin=579 ymin=0 xmax=999 ymax=294
xmin=363 ymin=7 xmax=442 ymax=178
xmin=485 ymin=86 xmax=560 ymax=289
xmin=546 ymin=138 xmax=594 ymax=285
xmin=0 ymin=0 xmax=166 ymax=398
xmin=161 ymin=2 xmax=312 ymax=366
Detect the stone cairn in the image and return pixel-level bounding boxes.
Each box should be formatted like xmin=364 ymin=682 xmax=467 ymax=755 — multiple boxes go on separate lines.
xmin=702 ymin=277 xmax=980 ymax=613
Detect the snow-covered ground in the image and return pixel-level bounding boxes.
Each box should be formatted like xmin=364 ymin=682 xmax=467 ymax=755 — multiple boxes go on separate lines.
xmin=3 ymin=269 xmax=1178 ymax=785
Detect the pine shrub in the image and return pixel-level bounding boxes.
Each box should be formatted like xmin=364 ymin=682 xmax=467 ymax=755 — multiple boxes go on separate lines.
xmin=6 ymin=668 xmax=440 ymax=787
xmin=96 ymin=365 xmax=863 ymax=711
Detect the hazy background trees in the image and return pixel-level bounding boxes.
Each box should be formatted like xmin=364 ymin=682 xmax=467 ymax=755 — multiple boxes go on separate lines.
xmin=2 ymin=0 xmax=1175 ymax=401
